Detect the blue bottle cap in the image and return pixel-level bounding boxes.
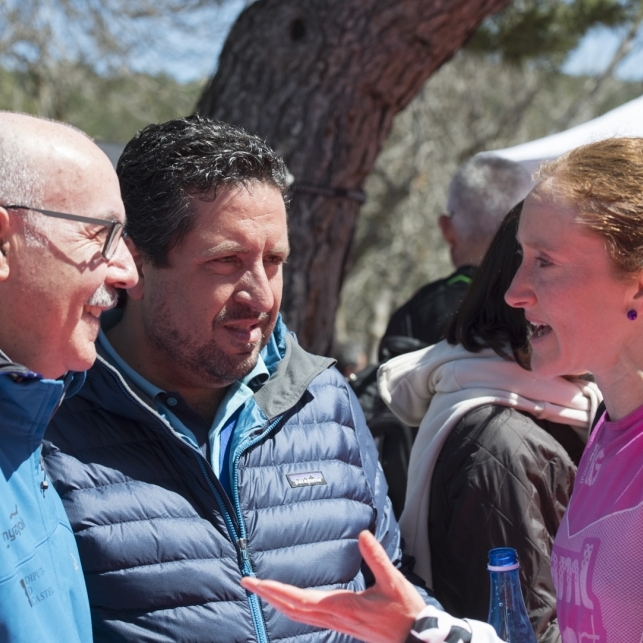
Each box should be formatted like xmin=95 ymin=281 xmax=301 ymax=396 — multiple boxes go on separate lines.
xmin=488 ymin=547 xmax=520 ymax=571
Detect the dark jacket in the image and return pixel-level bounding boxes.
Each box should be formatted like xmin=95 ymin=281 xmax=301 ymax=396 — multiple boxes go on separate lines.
xmin=0 ymin=350 xmax=91 ymax=643
xmin=364 ymin=267 xmax=474 ymax=507
xmin=42 ymin=319 xmax=432 ymax=643
xmin=429 ymin=404 xmax=584 ymax=643
xmin=380 ymin=266 xmax=474 ymax=355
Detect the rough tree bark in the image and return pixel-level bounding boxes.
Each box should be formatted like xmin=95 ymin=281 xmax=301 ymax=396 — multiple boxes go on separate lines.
xmin=196 ymin=0 xmax=509 ymax=355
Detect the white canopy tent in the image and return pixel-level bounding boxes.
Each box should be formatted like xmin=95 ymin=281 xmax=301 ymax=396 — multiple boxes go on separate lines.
xmin=490 ymin=94 xmax=643 ymax=174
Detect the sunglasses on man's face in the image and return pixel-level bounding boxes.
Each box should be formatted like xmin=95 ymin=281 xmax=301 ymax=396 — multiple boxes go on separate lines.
xmin=1 ymin=204 xmax=126 ymax=260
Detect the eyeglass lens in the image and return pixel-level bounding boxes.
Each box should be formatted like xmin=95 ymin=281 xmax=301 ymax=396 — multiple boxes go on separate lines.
xmin=103 ymin=222 xmax=124 ymax=260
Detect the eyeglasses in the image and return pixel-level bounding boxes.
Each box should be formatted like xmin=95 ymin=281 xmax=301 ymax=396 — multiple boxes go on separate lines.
xmin=1 ymin=204 xmax=126 ymax=260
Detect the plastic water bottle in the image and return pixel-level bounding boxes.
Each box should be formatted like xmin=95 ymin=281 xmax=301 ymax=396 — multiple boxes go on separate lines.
xmin=487 ymin=547 xmax=537 ymax=643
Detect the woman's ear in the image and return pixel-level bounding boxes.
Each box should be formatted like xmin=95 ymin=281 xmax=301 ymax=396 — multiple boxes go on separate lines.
xmin=124 ymin=237 xmax=146 ymax=300
xmin=628 ymin=268 xmax=643 ymax=315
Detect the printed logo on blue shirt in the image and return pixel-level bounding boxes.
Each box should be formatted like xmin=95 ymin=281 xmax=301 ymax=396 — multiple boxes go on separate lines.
xmin=3 ymin=505 xmax=26 ymax=548
xmin=286 ymin=471 xmax=327 ymax=488
xmin=20 ymin=567 xmax=55 ymax=607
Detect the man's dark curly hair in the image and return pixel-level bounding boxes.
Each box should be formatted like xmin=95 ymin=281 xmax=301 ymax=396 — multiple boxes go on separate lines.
xmin=116 ymin=115 xmax=290 ymax=267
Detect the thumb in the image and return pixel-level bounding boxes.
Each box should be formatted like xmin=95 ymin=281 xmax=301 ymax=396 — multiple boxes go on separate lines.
xmin=358 ymin=530 xmax=403 ymax=588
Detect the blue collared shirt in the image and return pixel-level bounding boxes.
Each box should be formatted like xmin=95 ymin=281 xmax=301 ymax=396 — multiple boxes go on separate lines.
xmin=97 ymin=330 xmax=269 ymax=491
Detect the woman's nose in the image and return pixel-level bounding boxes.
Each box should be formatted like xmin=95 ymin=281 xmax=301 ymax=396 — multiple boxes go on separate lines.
xmin=505 ymin=265 xmax=534 ymax=309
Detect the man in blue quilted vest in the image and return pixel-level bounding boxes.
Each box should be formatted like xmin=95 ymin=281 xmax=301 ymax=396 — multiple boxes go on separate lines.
xmin=0 ymin=112 xmax=137 ymax=641
xmin=43 ymin=115 xmax=437 ymax=643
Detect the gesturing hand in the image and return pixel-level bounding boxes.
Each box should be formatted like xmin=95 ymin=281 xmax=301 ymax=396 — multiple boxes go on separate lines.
xmin=241 ymin=530 xmax=427 ymax=643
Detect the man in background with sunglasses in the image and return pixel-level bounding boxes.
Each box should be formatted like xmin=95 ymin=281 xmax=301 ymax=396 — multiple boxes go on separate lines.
xmin=0 ymin=111 xmax=137 ymax=642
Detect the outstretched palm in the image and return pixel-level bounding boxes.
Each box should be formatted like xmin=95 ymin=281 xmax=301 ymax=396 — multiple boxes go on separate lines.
xmin=241 ymin=530 xmax=426 ymax=643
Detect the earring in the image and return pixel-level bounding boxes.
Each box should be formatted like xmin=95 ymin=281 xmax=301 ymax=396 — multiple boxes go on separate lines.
xmin=628 ymin=310 xmax=638 ymax=321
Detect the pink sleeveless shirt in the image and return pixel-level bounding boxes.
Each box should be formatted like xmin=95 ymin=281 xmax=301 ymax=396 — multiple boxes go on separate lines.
xmin=552 ymin=404 xmax=643 ymax=643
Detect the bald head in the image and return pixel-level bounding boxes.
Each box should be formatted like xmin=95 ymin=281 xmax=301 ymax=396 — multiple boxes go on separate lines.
xmin=0 ymin=111 xmax=93 ymax=145
xmin=0 ymin=112 xmax=137 ymax=378
xmin=0 ymin=113 xmax=108 ymax=189
xmin=0 ymin=112 xmax=121 ymax=241
xmin=0 ymin=113 xmax=48 ymax=209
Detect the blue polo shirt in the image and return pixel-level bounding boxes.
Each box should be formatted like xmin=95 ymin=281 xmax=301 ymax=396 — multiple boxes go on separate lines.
xmin=97 ymin=330 xmax=269 ymax=495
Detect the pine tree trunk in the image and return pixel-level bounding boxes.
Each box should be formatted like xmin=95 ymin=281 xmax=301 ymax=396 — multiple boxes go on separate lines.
xmin=196 ymin=0 xmax=509 ymax=355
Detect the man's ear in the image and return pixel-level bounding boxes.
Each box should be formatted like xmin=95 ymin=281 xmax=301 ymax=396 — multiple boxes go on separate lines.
xmin=438 ymin=214 xmax=458 ymax=249
xmin=124 ymin=237 xmax=146 ymax=301
xmin=0 ymin=207 xmax=13 ymax=281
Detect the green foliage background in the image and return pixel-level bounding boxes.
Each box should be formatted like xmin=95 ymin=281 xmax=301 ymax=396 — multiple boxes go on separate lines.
xmin=1 ymin=0 xmax=641 ymax=143
xmin=0 ymin=65 xmax=204 ymax=143
xmin=468 ymin=0 xmax=641 ymax=65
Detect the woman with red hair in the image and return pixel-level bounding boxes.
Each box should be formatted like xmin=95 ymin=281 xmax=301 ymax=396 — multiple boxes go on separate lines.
xmin=243 ymin=138 xmax=643 ymax=643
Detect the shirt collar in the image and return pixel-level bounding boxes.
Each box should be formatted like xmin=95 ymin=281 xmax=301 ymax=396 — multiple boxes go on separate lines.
xmin=241 ymin=355 xmax=270 ymax=390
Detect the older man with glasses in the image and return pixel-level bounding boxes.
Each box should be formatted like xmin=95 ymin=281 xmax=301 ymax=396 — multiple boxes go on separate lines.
xmin=0 ymin=111 xmax=137 ymax=642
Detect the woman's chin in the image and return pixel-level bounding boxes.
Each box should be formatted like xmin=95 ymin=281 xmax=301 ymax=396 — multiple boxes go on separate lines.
xmin=529 ymin=352 xmax=566 ymax=379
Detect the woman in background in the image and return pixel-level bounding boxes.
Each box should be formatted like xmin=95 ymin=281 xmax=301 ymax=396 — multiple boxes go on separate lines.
xmin=242 ymin=137 xmax=643 ymax=643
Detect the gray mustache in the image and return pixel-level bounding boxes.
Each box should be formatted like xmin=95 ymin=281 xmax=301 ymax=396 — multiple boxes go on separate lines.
xmin=87 ymin=285 xmax=119 ymax=309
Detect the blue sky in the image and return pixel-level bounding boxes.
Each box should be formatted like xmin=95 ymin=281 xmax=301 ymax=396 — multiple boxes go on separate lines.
xmin=129 ymin=0 xmax=247 ymax=82
xmin=129 ymin=2 xmax=643 ymax=84
xmin=0 ymin=0 xmax=246 ymax=81
xmin=564 ymin=24 xmax=643 ymax=80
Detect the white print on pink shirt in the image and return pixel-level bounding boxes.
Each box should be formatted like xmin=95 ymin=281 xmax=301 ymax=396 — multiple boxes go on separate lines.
xmin=552 ymin=406 xmax=643 ymax=643
xmin=579 ymin=448 xmax=604 ymax=487
xmin=551 ymin=539 xmax=606 ymax=643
